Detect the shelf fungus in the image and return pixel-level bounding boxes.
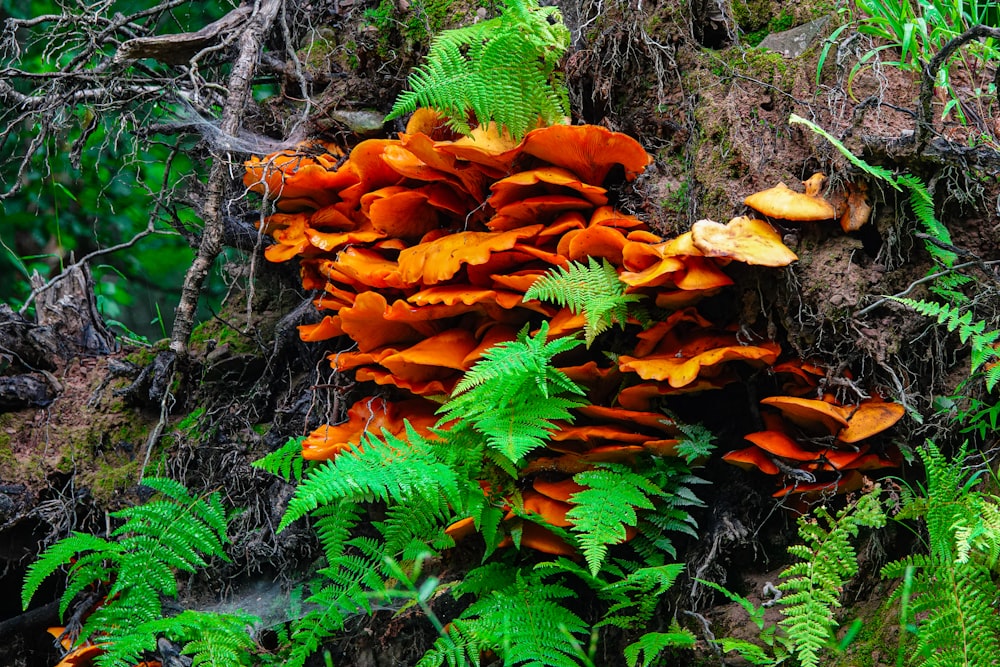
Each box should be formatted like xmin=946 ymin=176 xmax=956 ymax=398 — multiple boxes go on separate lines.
xmin=723 ymin=392 xmax=905 ymax=496
xmin=690 ymin=216 xmax=798 ymax=267
xmin=246 ymin=109 xmax=905 ymax=555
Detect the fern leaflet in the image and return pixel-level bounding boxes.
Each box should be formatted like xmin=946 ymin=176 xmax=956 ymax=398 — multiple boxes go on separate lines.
xmin=386 ymin=0 xmax=571 ymax=140
xmin=252 ymin=436 xmax=309 ymax=482
xmin=892 ymin=298 xmax=1000 ymax=390
xmin=442 ymin=322 xmax=586 ymax=471
xmin=881 ymin=441 xmax=1000 ymax=667
xmin=777 ymin=488 xmax=885 ymax=667
xmin=566 ymin=463 xmax=662 ymax=575
xmin=524 ymin=257 xmax=643 ymax=347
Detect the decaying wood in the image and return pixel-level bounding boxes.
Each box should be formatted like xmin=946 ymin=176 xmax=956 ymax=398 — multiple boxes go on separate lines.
xmin=114 ymin=5 xmax=253 ymax=65
xmin=30 ymin=263 xmax=117 ymax=356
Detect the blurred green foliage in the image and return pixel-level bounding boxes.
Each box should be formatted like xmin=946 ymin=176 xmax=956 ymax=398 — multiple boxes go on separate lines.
xmin=0 ymin=1 xmax=236 ymax=340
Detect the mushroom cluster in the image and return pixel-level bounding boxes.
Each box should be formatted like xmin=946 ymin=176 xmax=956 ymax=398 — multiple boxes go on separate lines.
xmin=724 ymin=393 xmax=904 ymax=499
xmin=743 ymin=172 xmax=873 ymax=233
xmin=245 ymin=111 xmax=902 ymax=552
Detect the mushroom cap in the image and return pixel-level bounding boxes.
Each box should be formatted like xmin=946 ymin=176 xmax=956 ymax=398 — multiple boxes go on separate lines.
xmin=589 ymin=205 xmax=647 ymax=230
xmin=744 ymin=430 xmax=816 ymax=461
xmin=722 ymin=446 xmax=780 ymax=475
xmin=557 ymin=225 xmax=629 ymax=264
xmin=504 ymin=521 xmax=577 ymax=556
xmin=444 ymin=515 xmax=478 ymax=541
xmin=691 ymin=216 xmax=798 ymax=267
xmin=520 ymin=124 xmax=653 ymax=185
xmin=522 ymin=490 xmax=573 ymax=527
xmin=298 ymin=315 xmax=344 ymax=342
xmin=488 ymin=166 xmax=609 ymax=209
xmin=300 ymin=396 xmax=438 ymax=461
xmin=744 ymin=181 xmax=836 ymax=221
xmin=396 ymin=226 xmax=543 ymax=285
xmin=772 ymin=470 xmax=865 ymax=498
xmin=619 ymin=337 xmax=780 ymax=388
xmin=836 ymin=399 xmax=906 ymax=443
xmin=533 ymin=477 xmax=585 ymax=503
xmin=760 ymin=395 xmax=850 ymax=434
xmin=488 ymin=194 xmax=595 ymax=231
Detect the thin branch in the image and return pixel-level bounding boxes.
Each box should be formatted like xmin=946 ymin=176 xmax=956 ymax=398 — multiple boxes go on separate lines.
xmin=855 ymin=259 xmax=1000 ymax=317
xmin=18 ymin=224 xmax=176 ymax=316
xmin=168 ymin=0 xmax=283 ymax=358
xmin=916 ymin=24 xmax=1000 ymax=150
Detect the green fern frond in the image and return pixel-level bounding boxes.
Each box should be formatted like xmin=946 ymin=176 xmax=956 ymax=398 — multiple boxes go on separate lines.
xmin=895 ymin=173 xmax=958 ymax=268
xmin=452 ymin=567 xmax=589 ymax=667
xmin=312 ymin=501 xmax=363 ymax=564
xmin=376 ymin=497 xmax=457 ymax=560
xmin=524 ymin=258 xmax=643 ymax=347
xmin=386 ymin=0 xmax=571 ymax=140
xmin=97 ymin=610 xmax=257 ymax=667
xmin=22 ymin=532 xmax=118 ymax=611
xmin=417 ymin=620 xmax=485 ymax=667
xmin=628 ymin=454 xmax=712 ymax=565
xmin=253 ymin=436 xmax=309 ymax=482
xmin=21 ymin=478 xmax=247 ymax=665
xmin=674 ymin=422 xmax=716 ymax=463
xmin=623 ymin=624 xmax=698 ymax=667
xmin=788 ymin=114 xmax=899 ymax=186
xmin=442 ymin=322 xmax=586 ymax=470
xmin=451 ymin=322 xmax=582 ymax=396
xmin=598 ymin=563 xmax=683 ymax=629
xmin=566 ymin=463 xmax=662 ymax=575
xmin=789 ymin=114 xmax=962 ymax=290
xmin=777 ymin=489 xmax=886 ymax=667
xmin=282 ymin=537 xmax=386 ymax=667
xmin=278 ymin=424 xmax=461 ymax=530
xmin=892 ymin=298 xmax=1000 ymax=388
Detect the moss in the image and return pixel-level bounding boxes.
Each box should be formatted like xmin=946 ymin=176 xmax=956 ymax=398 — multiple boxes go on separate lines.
xmin=743 ymin=9 xmax=795 ymax=46
xmin=188 ymin=318 xmax=258 ymax=356
xmin=728 ymin=47 xmax=792 ymax=89
xmin=0 ymin=428 xmax=13 ymax=470
xmin=731 ymin=0 xmax=773 ymax=36
xmin=829 ymin=586 xmax=901 ymax=667
xmin=123 ymin=338 xmax=168 ymax=368
xmin=90 ymin=457 xmax=141 ymax=504
xmin=364 ymin=0 xmax=485 ymax=57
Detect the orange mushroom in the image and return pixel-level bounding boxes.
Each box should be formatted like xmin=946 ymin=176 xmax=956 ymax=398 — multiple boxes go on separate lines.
xmin=301 ymin=396 xmax=438 ymax=461
xmin=620 ymin=332 xmax=780 ymax=388
xmin=759 ymin=395 xmax=849 ymax=435
xmin=488 ymin=167 xmax=609 ymax=209
xmin=519 ymin=124 xmax=653 ymax=185
xmin=743 ymin=173 xmax=836 ymax=222
xmin=835 ymin=398 xmax=906 ymax=444
xmin=690 ymin=216 xmax=798 ymax=267
xmin=722 ymin=446 xmax=781 ymax=475
xmin=396 ymin=226 xmax=544 ymax=285
xmin=533 ymin=477 xmax=586 ymax=502
xmin=744 ymin=430 xmax=818 ymax=461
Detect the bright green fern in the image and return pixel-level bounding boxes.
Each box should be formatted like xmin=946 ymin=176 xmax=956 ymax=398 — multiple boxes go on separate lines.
xmin=385 ymin=0 xmax=571 ymax=140
xmin=418 ymin=564 xmax=589 ymax=667
xmin=789 ymin=114 xmax=961 ymax=291
xmin=21 ymin=477 xmax=257 ymax=667
xmin=566 ymin=463 xmax=662 ymax=575
xmin=440 ymin=321 xmax=587 ymax=473
xmin=891 ymin=298 xmax=1000 ymax=391
xmin=881 ymin=441 xmax=1000 ymax=667
xmin=778 ymin=488 xmax=886 ymax=667
xmin=524 ymin=257 xmax=644 ymax=347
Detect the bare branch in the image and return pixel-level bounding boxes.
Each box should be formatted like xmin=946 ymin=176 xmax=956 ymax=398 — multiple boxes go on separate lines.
xmin=168 ymin=0 xmax=284 ymax=358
